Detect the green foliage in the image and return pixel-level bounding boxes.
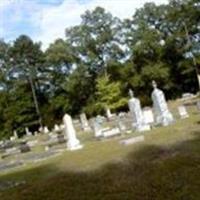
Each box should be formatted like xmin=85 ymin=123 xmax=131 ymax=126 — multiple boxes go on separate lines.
xmin=94 ymin=74 xmax=128 ymax=113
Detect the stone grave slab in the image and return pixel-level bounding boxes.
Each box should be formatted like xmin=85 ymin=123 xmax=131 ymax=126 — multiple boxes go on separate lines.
xmin=120 ymin=135 xmax=145 ymax=146
xmin=102 ymin=127 xmax=121 ymax=138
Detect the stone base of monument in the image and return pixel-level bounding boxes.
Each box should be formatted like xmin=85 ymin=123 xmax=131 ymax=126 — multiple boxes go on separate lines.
xmin=67 ymin=139 xmax=83 ymax=151
xmin=137 ymin=125 xmax=151 ymax=132
xmin=132 ymin=123 xmax=151 ymax=132
xmin=67 ymin=144 xmax=83 ymax=151
xmin=120 ymin=135 xmax=145 ymax=146
xmin=82 ymin=126 xmax=92 ymax=132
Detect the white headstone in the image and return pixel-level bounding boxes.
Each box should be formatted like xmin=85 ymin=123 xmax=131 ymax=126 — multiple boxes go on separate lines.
xmin=128 ymin=89 xmax=151 ymax=132
xmin=38 ymin=126 xmax=43 ymax=133
xmin=197 ymin=101 xmax=200 ymax=111
xmin=34 ymin=131 xmax=38 ymax=136
xmin=151 ymin=81 xmax=174 ymax=126
xmin=118 ymin=120 xmax=126 ymax=132
xmin=13 ymin=130 xmax=18 ymax=139
xmin=25 ymin=127 xmax=32 ymax=136
xmin=54 ymin=124 xmax=60 ymax=132
xmin=43 ymin=126 xmax=49 ymax=134
xmin=93 ymin=121 xmax=103 ymax=137
xmin=63 ymin=114 xmax=83 ymax=151
xmin=106 ymin=108 xmax=112 ymax=119
xmin=120 ymin=135 xmax=144 ymax=145
xmin=102 ymin=127 xmax=120 ymax=137
xmin=10 ymin=136 xmax=16 ymax=141
xmin=178 ymin=105 xmax=189 ymax=119
xmin=143 ymin=108 xmax=154 ymax=124
xmin=80 ymin=113 xmax=91 ymax=131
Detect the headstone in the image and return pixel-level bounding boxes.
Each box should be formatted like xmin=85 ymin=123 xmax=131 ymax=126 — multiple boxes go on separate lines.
xmin=63 ymin=114 xmax=83 ymax=151
xmin=59 ymin=124 xmax=65 ymax=131
xmin=143 ymin=108 xmax=154 ymax=124
xmin=102 ymin=127 xmax=120 ymax=138
xmin=25 ymin=127 xmax=32 ymax=136
xmin=43 ymin=126 xmax=49 ymax=134
xmin=34 ymin=131 xmax=38 ymax=136
xmin=151 ymin=81 xmax=174 ymax=126
xmin=118 ymin=121 xmax=126 ymax=132
xmin=178 ymin=105 xmax=189 ymax=119
xmin=106 ymin=108 xmax=112 ymax=119
xmin=118 ymin=112 xmax=126 ymax=118
xmin=5 ymin=147 xmax=20 ymax=156
xmin=27 ymin=140 xmax=38 ymax=147
xmin=196 ymin=101 xmax=200 ymax=111
xmin=96 ymin=115 xmax=106 ymax=124
xmin=80 ymin=113 xmax=91 ymax=131
xmin=38 ymin=126 xmax=43 ymax=133
xmin=13 ymin=130 xmax=18 ymax=139
xmin=182 ymin=93 xmax=194 ymax=100
xmin=120 ymin=135 xmax=144 ymax=146
xmin=92 ymin=120 xmax=103 ymax=137
xmin=53 ymin=124 xmax=60 ymax=133
xmin=10 ymin=136 xmax=16 ymax=141
xmin=45 ymin=146 xmax=50 ymax=151
xmin=128 ymin=89 xmax=151 ymax=132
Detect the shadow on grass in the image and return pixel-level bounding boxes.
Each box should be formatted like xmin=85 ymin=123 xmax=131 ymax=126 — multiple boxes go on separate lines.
xmin=1 ymin=130 xmax=200 ymax=200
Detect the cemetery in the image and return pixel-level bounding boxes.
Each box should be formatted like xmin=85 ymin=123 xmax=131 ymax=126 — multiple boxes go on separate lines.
xmin=0 ymin=0 xmax=200 ymax=199
xmin=0 ymin=88 xmax=200 ymax=199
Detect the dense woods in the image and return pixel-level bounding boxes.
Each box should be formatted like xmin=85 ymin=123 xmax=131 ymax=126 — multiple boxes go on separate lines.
xmin=0 ymin=0 xmax=199 ymax=138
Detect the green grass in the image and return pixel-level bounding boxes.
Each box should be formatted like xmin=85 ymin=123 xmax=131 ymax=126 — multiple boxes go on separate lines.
xmin=0 ymin=103 xmax=200 ymax=200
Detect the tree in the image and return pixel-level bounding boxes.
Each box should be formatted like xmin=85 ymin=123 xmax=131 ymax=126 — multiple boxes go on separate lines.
xmin=92 ymin=74 xmax=127 ymax=114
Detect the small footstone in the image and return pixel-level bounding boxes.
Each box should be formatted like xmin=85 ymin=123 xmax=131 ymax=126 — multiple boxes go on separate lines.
xmin=120 ymin=135 xmax=144 ymax=146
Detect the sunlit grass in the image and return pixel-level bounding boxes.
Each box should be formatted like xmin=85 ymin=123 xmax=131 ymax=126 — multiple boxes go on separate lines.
xmin=0 ymin=100 xmax=199 ymax=200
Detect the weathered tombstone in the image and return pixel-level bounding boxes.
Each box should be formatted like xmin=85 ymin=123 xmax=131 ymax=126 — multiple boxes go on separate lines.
xmin=96 ymin=115 xmax=106 ymax=124
xmin=178 ymin=105 xmax=189 ymax=119
xmin=120 ymin=135 xmax=145 ymax=146
xmin=80 ymin=113 xmax=91 ymax=131
xmin=38 ymin=126 xmax=43 ymax=133
xmin=34 ymin=131 xmax=38 ymax=136
xmin=143 ymin=108 xmax=154 ymax=124
xmin=27 ymin=140 xmax=38 ymax=147
xmin=128 ymin=89 xmax=151 ymax=132
xmin=25 ymin=127 xmax=32 ymax=136
xmin=43 ymin=126 xmax=49 ymax=134
xmin=59 ymin=124 xmax=65 ymax=131
xmin=5 ymin=147 xmax=20 ymax=156
xmin=151 ymin=81 xmax=174 ymax=126
xmin=63 ymin=114 xmax=83 ymax=151
xmin=106 ymin=108 xmax=112 ymax=119
xmin=10 ymin=136 xmax=16 ymax=141
xmin=118 ymin=120 xmax=126 ymax=132
xmin=53 ymin=124 xmax=60 ymax=133
xmin=45 ymin=146 xmax=50 ymax=152
xmin=196 ymin=101 xmax=200 ymax=111
xmin=102 ymin=127 xmax=121 ymax=138
xmin=182 ymin=93 xmax=194 ymax=100
xmin=118 ymin=112 xmax=126 ymax=118
xmin=92 ymin=120 xmax=103 ymax=137
xmin=13 ymin=130 xmax=18 ymax=139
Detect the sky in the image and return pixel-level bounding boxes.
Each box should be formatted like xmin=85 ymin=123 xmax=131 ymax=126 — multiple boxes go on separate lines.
xmin=0 ymin=0 xmax=168 ymax=49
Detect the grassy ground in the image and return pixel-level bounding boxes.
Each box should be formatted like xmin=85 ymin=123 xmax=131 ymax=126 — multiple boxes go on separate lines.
xmin=0 ymin=102 xmax=200 ymax=200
